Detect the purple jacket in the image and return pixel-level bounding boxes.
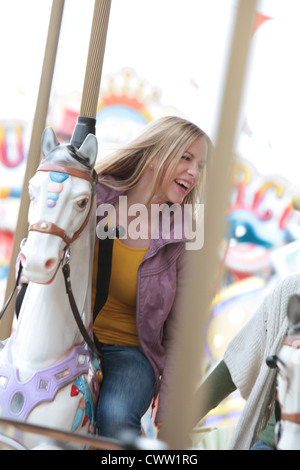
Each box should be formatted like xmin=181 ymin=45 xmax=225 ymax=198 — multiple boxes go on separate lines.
xmin=96 ymin=177 xmax=190 ymax=423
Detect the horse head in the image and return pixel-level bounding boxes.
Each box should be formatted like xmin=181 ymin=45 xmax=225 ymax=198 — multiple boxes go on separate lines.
xmin=266 ymin=294 xmax=300 ymax=449
xmin=20 ymin=127 xmax=98 ymax=284
xmin=286 ymin=294 xmax=300 ymax=334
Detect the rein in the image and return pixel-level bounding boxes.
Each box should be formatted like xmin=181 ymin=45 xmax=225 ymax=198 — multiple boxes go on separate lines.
xmin=0 ymin=262 xmax=23 ymax=321
xmin=0 ymin=163 xmax=102 ymax=357
xmin=61 ymin=247 xmax=101 ymax=357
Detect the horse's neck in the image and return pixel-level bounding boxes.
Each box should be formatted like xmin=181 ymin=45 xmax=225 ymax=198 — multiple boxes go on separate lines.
xmin=278 ymin=422 xmax=300 ymax=450
xmin=277 ymin=341 xmax=300 ymax=449
xmin=12 ymin=224 xmax=95 ymax=374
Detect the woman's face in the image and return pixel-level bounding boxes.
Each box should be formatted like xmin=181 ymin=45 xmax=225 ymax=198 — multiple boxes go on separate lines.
xmin=157 ymin=135 xmax=208 ymax=205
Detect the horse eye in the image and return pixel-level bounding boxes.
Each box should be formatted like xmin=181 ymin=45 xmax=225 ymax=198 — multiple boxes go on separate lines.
xmin=77 ymin=198 xmax=89 ymax=209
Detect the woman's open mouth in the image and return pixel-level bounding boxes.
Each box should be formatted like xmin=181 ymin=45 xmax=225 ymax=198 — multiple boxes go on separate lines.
xmin=175 ymin=179 xmax=191 ymax=193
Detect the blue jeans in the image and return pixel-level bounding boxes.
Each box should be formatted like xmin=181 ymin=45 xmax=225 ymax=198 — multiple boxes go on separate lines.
xmin=251 ymin=440 xmax=274 ymax=450
xmin=96 ymin=344 xmax=156 ymax=439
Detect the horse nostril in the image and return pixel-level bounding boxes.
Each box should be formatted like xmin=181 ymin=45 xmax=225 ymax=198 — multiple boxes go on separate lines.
xmin=45 ymin=258 xmax=57 ymax=270
xmin=20 ymin=254 xmax=27 ymax=267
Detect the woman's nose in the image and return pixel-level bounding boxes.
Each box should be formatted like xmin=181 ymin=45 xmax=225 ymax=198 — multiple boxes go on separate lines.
xmin=187 ymin=163 xmax=199 ymax=180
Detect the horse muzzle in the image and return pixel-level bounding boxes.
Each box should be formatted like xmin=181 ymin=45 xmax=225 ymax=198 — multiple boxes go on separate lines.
xmin=20 ymin=233 xmax=64 ymax=284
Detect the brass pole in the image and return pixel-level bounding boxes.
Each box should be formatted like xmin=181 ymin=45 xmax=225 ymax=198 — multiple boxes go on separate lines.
xmin=162 ymin=0 xmax=258 ymax=449
xmin=71 ymin=0 xmax=112 ymax=147
xmin=80 ymin=0 xmax=112 ymax=119
xmin=0 ymin=0 xmax=65 ymax=339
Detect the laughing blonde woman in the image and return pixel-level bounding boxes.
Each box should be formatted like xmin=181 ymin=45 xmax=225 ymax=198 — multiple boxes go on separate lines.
xmin=92 ymin=115 xmax=211 ymax=439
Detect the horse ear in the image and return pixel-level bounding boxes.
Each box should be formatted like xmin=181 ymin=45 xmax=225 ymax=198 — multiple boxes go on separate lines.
xmin=77 ymin=134 xmax=98 ymax=168
xmin=287 ymin=294 xmax=300 ymax=331
xmin=41 ymin=127 xmax=60 ymax=158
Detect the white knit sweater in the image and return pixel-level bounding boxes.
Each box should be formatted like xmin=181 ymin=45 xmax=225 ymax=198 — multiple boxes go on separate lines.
xmin=223 ymin=273 xmax=300 ymax=450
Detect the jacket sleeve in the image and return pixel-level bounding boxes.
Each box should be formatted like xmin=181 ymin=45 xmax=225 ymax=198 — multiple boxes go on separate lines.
xmin=223 ymin=295 xmax=269 ymax=400
xmin=223 ymin=276 xmax=291 ymax=400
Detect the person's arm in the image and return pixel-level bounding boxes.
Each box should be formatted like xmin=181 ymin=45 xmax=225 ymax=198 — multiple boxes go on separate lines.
xmin=193 ymin=359 xmax=236 ymax=425
xmin=157 ymin=359 xmax=236 ymax=442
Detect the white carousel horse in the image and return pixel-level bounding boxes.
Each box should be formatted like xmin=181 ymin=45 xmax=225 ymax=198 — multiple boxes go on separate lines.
xmin=267 ymin=294 xmax=300 ymax=450
xmin=0 ymin=127 xmax=101 ymax=449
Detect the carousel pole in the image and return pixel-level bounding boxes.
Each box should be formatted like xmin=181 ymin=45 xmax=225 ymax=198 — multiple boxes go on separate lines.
xmin=71 ymin=0 xmax=112 ymax=148
xmin=162 ymin=0 xmax=258 ymax=449
xmin=0 ymin=0 xmax=65 ymax=340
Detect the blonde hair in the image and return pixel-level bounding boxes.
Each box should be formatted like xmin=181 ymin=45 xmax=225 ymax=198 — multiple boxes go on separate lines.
xmin=95 ymin=115 xmax=211 ymax=207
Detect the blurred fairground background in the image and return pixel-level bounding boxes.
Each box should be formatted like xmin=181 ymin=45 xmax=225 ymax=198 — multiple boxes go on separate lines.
xmin=1 ymin=0 xmax=300 ymax=448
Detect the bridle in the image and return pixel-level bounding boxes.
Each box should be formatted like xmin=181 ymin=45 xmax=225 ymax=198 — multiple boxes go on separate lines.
xmin=0 ymin=162 xmax=101 ymax=357
xmin=29 ymin=162 xmax=97 ymax=245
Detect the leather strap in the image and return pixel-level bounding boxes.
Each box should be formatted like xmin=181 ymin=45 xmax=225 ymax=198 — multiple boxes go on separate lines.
xmin=29 ymin=221 xmax=73 ymax=245
xmin=29 ymin=163 xmax=98 ymax=245
xmin=283 ymin=336 xmax=300 ymax=349
xmin=37 ymin=162 xmax=97 ymax=186
xmin=15 ymin=283 xmax=28 ymax=319
xmin=62 ymin=262 xmax=102 ymax=357
xmin=0 ymin=262 xmax=23 ymax=321
xmin=281 ymin=412 xmax=300 ymax=425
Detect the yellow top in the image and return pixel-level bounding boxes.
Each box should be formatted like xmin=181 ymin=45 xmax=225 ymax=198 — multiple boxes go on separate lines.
xmin=93 ymin=237 xmax=147 ymax=346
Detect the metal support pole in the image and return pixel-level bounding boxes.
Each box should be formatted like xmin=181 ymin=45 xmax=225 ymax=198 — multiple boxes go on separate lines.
xmin=71 ymin=0 xmax=112 ymax=148
xmin=0 ymin=0 xmax=65 ymax=339
xmin=162 ymin=0 xmax=258 ymax=449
